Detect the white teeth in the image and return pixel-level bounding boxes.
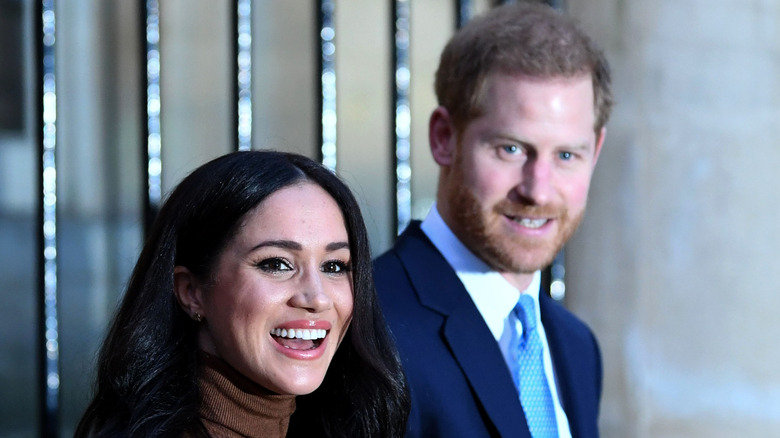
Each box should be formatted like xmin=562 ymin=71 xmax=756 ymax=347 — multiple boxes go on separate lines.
xmin=515 ymin=218 xmax=547 ymax=228
xmin=271 ymin=328 xmax=327 ymax=340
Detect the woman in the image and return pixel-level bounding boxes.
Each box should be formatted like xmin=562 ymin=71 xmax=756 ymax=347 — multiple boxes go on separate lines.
xmin=75 ymin=151 xmax=410 ymax=437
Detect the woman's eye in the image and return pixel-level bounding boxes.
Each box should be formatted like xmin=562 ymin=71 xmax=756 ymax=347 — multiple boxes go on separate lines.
xmin=322 ymin=260 xmax=350 ymax=274
xmin=256 ymin=258 xmax=293 ymax=273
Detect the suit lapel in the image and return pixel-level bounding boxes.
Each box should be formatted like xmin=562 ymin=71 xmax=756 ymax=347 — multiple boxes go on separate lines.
xmin=395 ymin=224 xmax=531 ymax=438
xmin=443 ymin=306 xmax=531 ymax=438
xmin=540 ymin=292 xmax=598 ymax=437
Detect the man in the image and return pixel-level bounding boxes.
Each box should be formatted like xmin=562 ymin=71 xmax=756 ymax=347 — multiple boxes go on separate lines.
xmin=374 ymin=3 xmax=613 ymax=438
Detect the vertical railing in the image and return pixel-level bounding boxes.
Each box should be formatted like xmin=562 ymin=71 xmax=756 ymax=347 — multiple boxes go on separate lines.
xmin=496 ymin=0 xmax=564 ymax=7
xmin=392 ymin=0 xmax=411 ymax=235
xmin=36 ymin=0 xmax=60 ymax=436
xmin=318 ymin=0 xmax=337 ymax=171
xmin=547 ymin=0 xmax=565 ymax=9
xmin=548 ymin=251 xmax=566 ymax=300
xmin=456 ymin=0 xmax=472 ymax=28
xmin=142 ymin=0 xmax=162 ymax=235
xmin=234 ymin=0 xmax=252 ymax=152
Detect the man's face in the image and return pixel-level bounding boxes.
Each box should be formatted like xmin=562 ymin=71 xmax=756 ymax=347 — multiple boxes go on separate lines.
xmin=439 ymin=73 xmax=604 ymax=278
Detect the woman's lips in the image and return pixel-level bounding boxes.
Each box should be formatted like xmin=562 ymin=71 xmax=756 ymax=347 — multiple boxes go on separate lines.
xmin=270 ymin=320 xmax=332 ymax=359
xmin=271 ymin=328 xmax=326 ymax=350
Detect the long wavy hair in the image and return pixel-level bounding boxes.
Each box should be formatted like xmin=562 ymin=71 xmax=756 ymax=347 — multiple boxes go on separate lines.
xmin=76 ymin=151 xmax=409 ymax=437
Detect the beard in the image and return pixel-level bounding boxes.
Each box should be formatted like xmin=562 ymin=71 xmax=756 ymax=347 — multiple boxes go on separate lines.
xmin=447 ymin=182 xmax=584 ymax=274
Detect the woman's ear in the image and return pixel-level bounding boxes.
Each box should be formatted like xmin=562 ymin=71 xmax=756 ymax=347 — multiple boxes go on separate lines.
xmin=173 ymin=266 xmax=205 ymax=322
xmin=429 ymin=106 xmax=457 ymax=166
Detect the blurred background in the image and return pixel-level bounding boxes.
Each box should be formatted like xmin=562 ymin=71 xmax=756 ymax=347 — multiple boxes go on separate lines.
xmin=1 ymin=0 xmax=779 ymax=436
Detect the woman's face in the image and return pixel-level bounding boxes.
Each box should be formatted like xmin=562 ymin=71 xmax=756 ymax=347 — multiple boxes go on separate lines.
xmin=194 ymin=182 xmax=354 ymax=395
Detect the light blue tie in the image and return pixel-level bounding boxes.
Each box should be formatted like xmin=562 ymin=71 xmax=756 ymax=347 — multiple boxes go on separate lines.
xmin=514 ymin=294 xmax=558 ymax=438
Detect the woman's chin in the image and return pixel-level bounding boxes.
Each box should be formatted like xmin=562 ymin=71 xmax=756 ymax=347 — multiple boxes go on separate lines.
xmin=260 ymin=370 xmax=328 ymax=396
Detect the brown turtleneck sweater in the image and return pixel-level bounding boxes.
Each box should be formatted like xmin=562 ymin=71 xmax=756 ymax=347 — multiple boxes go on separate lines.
xmin=197 ymin=353 xmax=296 ymax=438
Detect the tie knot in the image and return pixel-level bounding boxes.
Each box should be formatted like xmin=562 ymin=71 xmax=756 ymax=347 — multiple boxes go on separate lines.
xmin=514 ymin=294 xmax=537 ymax=334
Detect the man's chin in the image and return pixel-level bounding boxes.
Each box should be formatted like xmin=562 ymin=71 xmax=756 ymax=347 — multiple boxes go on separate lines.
xmin=480 ymin=243 xmax=560 ymax=274
xmin=505 ymin=259 xmax=556 ymax=275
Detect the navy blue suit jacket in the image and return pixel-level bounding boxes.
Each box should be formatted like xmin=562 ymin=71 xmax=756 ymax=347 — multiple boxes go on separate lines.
xmin=374 ymin=221 xmax=602 ymax=438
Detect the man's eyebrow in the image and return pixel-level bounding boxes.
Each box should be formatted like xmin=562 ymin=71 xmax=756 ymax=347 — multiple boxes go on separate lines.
xmin=569 ymin=142 xmax=593 ymax=151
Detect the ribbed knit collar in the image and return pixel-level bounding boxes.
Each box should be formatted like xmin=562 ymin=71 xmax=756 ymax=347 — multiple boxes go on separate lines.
xmin=198 ymin=353 xmax=296 ymax=438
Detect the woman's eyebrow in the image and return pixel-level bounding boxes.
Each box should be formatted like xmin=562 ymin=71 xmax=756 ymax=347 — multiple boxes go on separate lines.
xmin=250 ymin=240 xmax=302 ymax=252
xmin=249 ymin=240 xmax=349 ymax=252
xmin=326 ymin=241 xmax=350 ymax=252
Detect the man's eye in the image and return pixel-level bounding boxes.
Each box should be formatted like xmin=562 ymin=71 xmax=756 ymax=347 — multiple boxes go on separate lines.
xmin=497 ymin=144 xmax=526 ymax=161
xmin=256 ymin=258 xmax=293 ymax=273
xmin=322 ymin=260 xmax=350 ymax=274
xmin=559 ymin=151 xmax=573 ymax=160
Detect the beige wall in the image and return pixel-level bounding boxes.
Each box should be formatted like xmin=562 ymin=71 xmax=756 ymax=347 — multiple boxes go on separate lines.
xmin=566 ymin=1 xmax=780 ymax=436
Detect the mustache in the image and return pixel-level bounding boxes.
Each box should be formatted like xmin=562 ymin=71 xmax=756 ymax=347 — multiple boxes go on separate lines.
xmin=493 ymin=199 xmax=563 ymax=218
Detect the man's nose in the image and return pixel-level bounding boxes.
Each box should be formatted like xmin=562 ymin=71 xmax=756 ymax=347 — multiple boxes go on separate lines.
xmin=515 ymin=157 xmax=553 ymax=206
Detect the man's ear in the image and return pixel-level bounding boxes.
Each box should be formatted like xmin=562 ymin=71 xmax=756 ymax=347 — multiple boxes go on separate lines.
xmin=429 ymin=106 xmax=457 ymax=166
xmin=173 ymin=266 xmax=205 ymax=321
xmin=592 ymin=126 xmax=607 ymax=168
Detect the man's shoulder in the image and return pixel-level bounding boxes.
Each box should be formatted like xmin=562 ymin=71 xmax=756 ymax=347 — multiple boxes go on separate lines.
xmin=372 ymin=241 xmax=428 ymax=328
xmin=373 ymin=244 xmax=400 ymax=269
xmin=372 ymin=221 xmax=460 ymax=316
xmin=373 ymin=221 xmax=433 ymax=275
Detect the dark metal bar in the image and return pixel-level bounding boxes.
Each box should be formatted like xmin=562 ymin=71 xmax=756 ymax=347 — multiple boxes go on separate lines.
xmin=456 ymin=0 xmax=472 ymax=28
xmin=234 ymin=0 xmax=252 ymax=152
xmin=392 ymin=0 xmax=411 ymax=235
xmin=318 ymin=0 xmax=337 ymax=170
xmin=547 ymin=0 xmax=565 ymax=9
xmin=495 ymin=1 xmax=563 ymax=8
xmin=142 ymin=0 xmax=162 ymax=234
xmin=548 ymin=249 xmax=566 ymax=300
xmin=36 ymin=0 xmax=60 ymax=435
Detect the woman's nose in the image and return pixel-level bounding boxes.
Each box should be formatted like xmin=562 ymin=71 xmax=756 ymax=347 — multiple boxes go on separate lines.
xmin=288 ymin=268 xmax=333 ymax=313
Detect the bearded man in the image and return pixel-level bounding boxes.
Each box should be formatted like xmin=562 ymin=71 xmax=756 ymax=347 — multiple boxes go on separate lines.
xmin=374 ymin=3 xmax=613 ymax=438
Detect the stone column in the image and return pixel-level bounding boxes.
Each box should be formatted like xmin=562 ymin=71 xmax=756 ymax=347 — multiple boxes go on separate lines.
xmin=566 ymin=1 xmax=780 ymax=437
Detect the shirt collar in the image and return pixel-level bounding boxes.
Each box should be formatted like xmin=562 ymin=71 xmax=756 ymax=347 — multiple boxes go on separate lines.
xmin=420 ymin=204 xmax=541 ymax=340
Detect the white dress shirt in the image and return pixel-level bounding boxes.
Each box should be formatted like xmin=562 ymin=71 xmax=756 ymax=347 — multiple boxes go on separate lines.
xmin=420 ymin=204 xmax=572 ymax=438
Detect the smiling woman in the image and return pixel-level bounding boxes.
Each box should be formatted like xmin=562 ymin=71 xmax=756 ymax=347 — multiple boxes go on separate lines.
xmin=173 ymin=182 xmax=355 ymax=398
xmin=74 ymin=151 xmax=410 ymax=438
